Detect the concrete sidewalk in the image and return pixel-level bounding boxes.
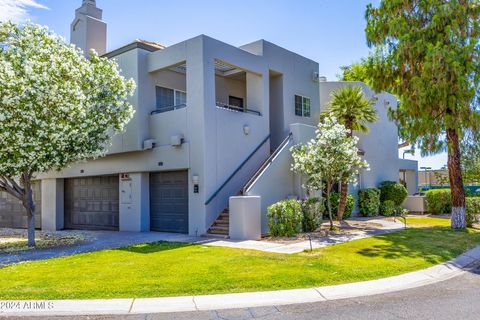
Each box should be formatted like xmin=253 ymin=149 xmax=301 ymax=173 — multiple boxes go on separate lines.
xmin=202 ymin=217 xmax=406 ymax=254
xmin=1 ymin=245 xmax=479 ymax=317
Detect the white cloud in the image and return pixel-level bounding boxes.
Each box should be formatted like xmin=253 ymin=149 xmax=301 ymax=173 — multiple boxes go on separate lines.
xmin=0 ymin=0 xmax=49 ymax=23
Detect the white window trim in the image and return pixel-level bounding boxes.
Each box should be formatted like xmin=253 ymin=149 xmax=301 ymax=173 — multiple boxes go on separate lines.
xmin=156 ymin=85 xmax=187 ymax=108
xmin=295 ymin=94 xmax=311 ymax=118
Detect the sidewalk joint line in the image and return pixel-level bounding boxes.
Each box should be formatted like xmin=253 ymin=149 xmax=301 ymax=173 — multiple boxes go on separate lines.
xmin=128 ymin=298 xmax=135 ymax=313
xmin=314 ymin=288 xmax=328 ymax=300
xmin=192 ymin=296 xmax=199 ymax=310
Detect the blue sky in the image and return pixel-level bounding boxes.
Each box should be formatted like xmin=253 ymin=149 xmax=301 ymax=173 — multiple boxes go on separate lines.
xmin=0 ymin=0 xmax=448 ymax=169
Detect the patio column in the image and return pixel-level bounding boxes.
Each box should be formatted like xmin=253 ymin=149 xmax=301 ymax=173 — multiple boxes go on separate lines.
xmin=41 ymin=178 xmax=64 ymax=231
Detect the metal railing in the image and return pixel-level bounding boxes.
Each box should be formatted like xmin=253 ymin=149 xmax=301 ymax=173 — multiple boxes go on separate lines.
xmin=205 ymin=134 xmax=271 ymax=205
xmin=150 ymin=104 xmax=187 ymax=115
xmin=241 ymin=132 xmax=293 ymax=195
xmin=216 ymin=102 xmax=261 ymax=116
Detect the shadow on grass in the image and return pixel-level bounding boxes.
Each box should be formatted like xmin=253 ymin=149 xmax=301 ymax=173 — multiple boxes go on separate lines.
xmin=356 ymin=226 xmax=478 ymax=264
xmin=115 ymin=241 xmax=193 ymax=254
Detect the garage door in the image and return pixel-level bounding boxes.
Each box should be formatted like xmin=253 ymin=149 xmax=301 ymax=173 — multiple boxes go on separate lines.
xmin=64 ymin=175 xmax=119 ymax=230
xmin=0 ymin=181 xmax=42 ymax=229
xmin=150 ymin=171 xmax=188 ymax=233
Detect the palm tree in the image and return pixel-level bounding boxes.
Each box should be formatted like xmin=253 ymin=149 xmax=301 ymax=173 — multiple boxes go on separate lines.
xmin=322 ymin=85 xmax=378 ymax=221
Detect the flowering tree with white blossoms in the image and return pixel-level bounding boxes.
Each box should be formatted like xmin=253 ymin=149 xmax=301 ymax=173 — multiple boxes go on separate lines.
xmin=0 ymin=22 xmax=135 ymax=246
xmin=291 ymin=117 xmax=369 ymax=229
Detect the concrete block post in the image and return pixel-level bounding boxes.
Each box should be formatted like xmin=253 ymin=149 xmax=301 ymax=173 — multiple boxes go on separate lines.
xmin=119 ymin=172 xmax=150 ymax=232
xmin=41 ymin=178 xmax=64 ymax=231
xmin=229 ymin=196 xmax=261 ymax=240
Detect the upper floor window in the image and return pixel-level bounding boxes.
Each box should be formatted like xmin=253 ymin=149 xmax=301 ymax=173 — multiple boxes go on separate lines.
xmin=156 ymin=86 xmax=186 ymax=112
xmin=295 ymin=95 xmax=311 ymax=117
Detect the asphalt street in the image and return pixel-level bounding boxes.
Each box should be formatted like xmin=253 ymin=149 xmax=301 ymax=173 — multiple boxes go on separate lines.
xmin=4 ymin=262 xmax=480 ymax=320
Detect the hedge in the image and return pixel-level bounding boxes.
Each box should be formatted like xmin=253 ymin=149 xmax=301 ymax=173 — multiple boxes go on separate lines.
xmin=267 ymin=199 xmax=303 ymax=237
xmin=358 ymin=188 xmax=381 ymax=216
xmin=466 ymin=197 xmax=480 ymax=227
xmin=327 ymin=192 xmax=355 ymax=220
xmin=379 ymin=181 xmax=408 ymax=205
xmin=379 ymin=200 xmax=396 ymax=216
xmin=301 ymin=197 xmax=324 ymax=232
xmin=425 ymin=189 xmax=451 ymax=214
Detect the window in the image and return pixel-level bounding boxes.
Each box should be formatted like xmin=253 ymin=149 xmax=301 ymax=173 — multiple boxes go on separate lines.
xmin=175 ymin=90 xmax=187 ymax=107
xmin=295 ymin=95 xmax=311 ymax=117
xmin=155 ymin=86 xmax=186 ymax=111
xmin=229 ymin=96 xmax=244 ymax=109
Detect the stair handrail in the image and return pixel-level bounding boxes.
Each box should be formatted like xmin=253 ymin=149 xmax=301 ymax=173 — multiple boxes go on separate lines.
xmin=205 ymin=134 xmax=271 ymax=205
xmin=241 ymin=132 xmax=293 ymax=195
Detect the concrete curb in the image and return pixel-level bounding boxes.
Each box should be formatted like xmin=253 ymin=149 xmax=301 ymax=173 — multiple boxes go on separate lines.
xmin=1 ymin=245 xmax=479 ymax=317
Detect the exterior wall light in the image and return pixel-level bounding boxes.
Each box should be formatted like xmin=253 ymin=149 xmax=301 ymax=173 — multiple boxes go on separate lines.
xmin=243 ymin=125 xmax=250 ymax=135
xmin=192 ymin=174 xmax=199 ymax=193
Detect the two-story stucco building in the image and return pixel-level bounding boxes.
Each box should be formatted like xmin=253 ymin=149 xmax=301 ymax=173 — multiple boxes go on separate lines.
xmin=0 ymin=0 xmax=418 ymax=237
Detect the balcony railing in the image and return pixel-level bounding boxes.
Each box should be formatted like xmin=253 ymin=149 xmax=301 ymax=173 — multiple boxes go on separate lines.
xmin=216 ymin=102 xmax=261 ymax=116
xmin=151 ymin=104 xmax=187 ymax=115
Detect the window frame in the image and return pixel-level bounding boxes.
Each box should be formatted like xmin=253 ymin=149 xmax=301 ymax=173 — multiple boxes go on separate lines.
xmin=294 ymin=94 xmax=311 ymax=118
xmin=155 ymin=85 xmax=187 ymax=111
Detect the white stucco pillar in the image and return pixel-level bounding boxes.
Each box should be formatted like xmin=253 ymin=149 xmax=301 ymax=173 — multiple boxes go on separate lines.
xmin=229 ymin=196 xmax=261 ymax=240
xmin=119 ymin=172 xmax=150 ymax=232
xmin=41 ymin=178 xmax=64 ymax=231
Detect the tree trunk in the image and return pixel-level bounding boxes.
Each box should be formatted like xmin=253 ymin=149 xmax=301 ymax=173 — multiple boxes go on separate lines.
xmin=446 ymin=128 xmax=466 ymax=229
xmin=22 ymin=175 xmax=36 ymax=247
xmin=326 ymin=183 xmax=334 ymax=230
xmin=337 ymin=122 xmax=353 ymax=221
xmin=337 ymin=182 xmax=348 ymax=221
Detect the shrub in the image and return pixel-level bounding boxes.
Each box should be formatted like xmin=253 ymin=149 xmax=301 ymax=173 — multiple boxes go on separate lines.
xmin=267 ymin=199 xmax=303 ymax=237
xmin=301 ymin=197 xmax=324 ymax=232
xmin=380 ymin=200 xmax=396 ymax=216
xmin=425 ymin=189 xmax=452 ymax=214
xmin=358 ymin=188 xmax=381 ymax=216
xmin=466 ymin=197 xmax=480 ymax=227
xmin=327 ymin=192 xmax=355 ymax=220
xmin=379 ymin=181 xmax=408 ymax=205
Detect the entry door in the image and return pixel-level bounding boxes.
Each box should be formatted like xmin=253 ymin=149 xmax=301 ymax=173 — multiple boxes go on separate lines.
xmin=150 ymin=171 xmax=189 ymax=233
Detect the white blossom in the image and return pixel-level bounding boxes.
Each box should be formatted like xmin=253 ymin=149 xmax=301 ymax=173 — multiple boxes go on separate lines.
xmin=0 ymin=22 xmax=135 ymax=177
xmin=290 ymin=117 xmax=369 ymax=192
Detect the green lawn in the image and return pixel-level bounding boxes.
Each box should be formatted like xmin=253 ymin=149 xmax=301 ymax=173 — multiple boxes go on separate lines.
xmin=0 ymin=217 xmax=478 ymax=300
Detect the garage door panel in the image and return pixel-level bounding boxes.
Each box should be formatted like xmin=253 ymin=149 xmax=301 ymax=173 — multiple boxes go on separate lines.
xmin=150 ymin=171 xmax=188 ymax=233
xmin=65 ymin=175 xmax=119 ymax=230
xmin=0 ymin=181 xmax=42 ymax=229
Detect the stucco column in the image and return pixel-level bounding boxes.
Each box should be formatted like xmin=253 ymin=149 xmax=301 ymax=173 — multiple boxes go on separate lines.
xmin=41 ymin=178 xmax=64 ymax=231
xmin=119 ymin=172 xmax=150 ymax=232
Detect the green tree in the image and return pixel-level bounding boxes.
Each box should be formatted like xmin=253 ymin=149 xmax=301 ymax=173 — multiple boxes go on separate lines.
xmin=0 ymin=22 xmax=135 ymax=246
xmin=291 ymin=117 xmax=369 ymax=229
xmin=338 ymin=60 xmax=371 ymax=85
xmin=461 ymin=131 xmax=480 ymax=184
xmin=365 ymin=0 xmax=480 ymax=229
xmin=321 ymin=86 xmax=378 ymax=220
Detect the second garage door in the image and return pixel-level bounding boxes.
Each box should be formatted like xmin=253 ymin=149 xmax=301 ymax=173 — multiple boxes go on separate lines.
xmin=150 ymin=171 xmax=189 ymax=233
xmin=64 ymin=175 xmax=119 ymax=230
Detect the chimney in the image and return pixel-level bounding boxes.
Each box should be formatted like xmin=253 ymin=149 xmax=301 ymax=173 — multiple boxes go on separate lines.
xmin=70 ymin=0 xmax=107 ymax=58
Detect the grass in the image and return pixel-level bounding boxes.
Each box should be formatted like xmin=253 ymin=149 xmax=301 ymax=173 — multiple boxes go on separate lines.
xmin=0 ymin=234 xmax=85 ymax=254
xmin=0 ymin=217 xmax=478 ymax=300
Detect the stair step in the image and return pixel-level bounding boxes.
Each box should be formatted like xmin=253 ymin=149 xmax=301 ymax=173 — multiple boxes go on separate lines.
xmin=209 ymin=225 xmax=228 ymax=231
xmin=202 ymin=233 xmax=230 ymax=239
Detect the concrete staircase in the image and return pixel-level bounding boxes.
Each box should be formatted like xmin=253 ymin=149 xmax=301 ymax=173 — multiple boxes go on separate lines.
xmin=204 ymin=133 xmax=293 ymax=239
xmin=206 ymin=208 xmax=230 ymax=238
